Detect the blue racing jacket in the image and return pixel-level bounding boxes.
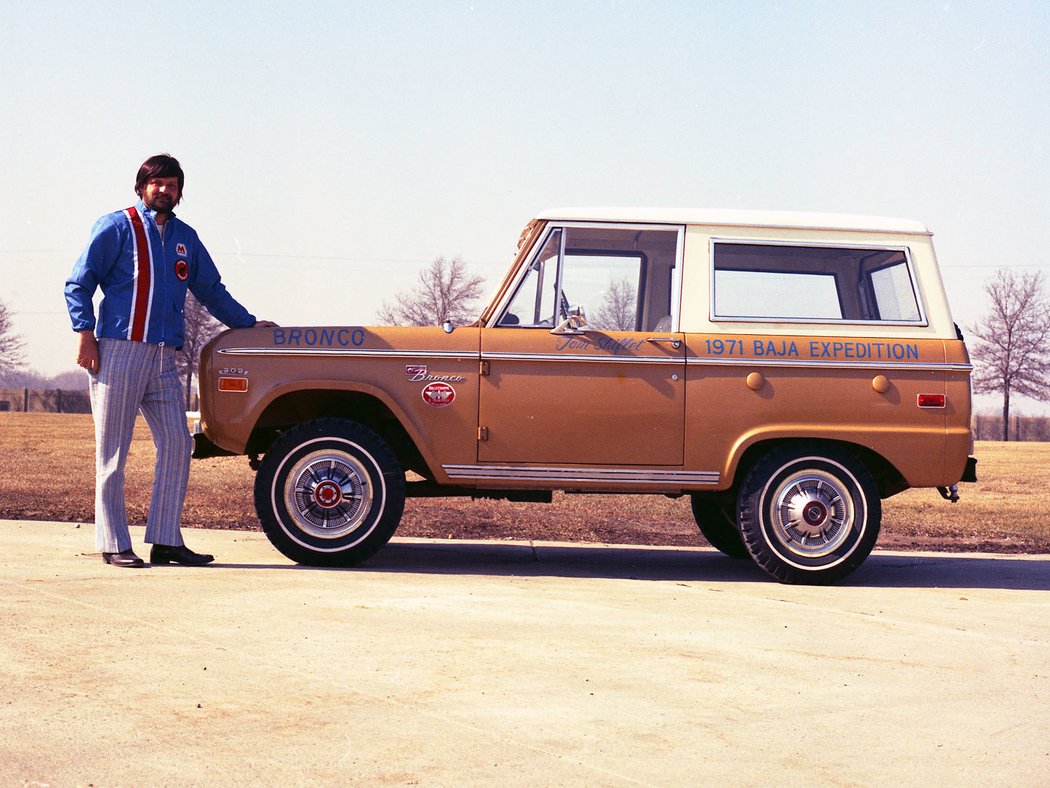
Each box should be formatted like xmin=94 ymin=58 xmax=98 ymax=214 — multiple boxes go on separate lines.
xmin=65 ymin=199 xmax=255 ymax=349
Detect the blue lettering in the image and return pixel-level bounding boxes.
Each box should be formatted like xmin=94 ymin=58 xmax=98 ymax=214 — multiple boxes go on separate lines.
xmin=554 ymin=336 xmax=644 ymax=355
xmin=758 ymin=340 xmax=799 ymax=357
xmin=555 ymin=337 xmax=589 ymax=351
xmin=274 ymin=326 xmax=367 ymax=348
xmin=802 ymin=341 xmax=915 ymax=361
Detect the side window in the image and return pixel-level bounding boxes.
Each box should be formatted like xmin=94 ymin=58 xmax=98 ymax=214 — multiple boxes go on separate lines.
xmin=715 ymin=269 xmax=842 ymax=319
xmin=498 ymin=225 xmax=679 ymax=331
xmin=561 ymin=252 xmax=642 ymax=331
xmin=868 ymin=260 xmax=921 ymax=321
xmin=499 ymin=229 xmax=561 ymax=327
xmin=712 ymin=243 xmax=923 ymax=323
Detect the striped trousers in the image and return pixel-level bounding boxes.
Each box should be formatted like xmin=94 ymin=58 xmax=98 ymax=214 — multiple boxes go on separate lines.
xmin=89 ymin=338 xmax=192 ymax=552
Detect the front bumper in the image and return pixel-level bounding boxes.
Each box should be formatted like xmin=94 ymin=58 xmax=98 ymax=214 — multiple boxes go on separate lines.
xmin=191 ymin=431 xmax=237 ymax=460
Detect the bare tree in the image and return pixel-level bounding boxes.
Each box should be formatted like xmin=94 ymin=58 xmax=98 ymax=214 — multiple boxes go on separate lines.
xmin=0 ymin=299 xmax=27 ymax=381
xmin=591 ymin=278 xmax=637 ymax=331
xmin=376 ymin=256 xmax=484 ymax=326
xmin=969 ymin=269 xmax=1050 ymax=440
xmin=176 ymin=294 xmax=223 ymax=410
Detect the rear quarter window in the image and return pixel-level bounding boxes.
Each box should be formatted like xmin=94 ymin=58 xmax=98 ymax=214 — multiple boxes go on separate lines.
xmin=712 ymin=242 xmax=924 ymax=324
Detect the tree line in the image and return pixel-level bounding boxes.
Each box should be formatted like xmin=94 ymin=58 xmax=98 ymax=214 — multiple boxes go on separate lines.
xmin=2 ymin=263 xmax=1048 ymax=439
xmin=972 ymin=412 xmax=1050 ymax=442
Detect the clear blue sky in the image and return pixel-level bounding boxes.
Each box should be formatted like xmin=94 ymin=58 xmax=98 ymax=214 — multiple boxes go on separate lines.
xmin=2 ymin=1 xmax=1047 ymax=410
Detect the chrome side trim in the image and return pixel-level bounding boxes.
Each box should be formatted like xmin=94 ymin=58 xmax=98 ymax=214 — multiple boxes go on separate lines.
xmin=443 ymin=464 xmax=719 ymax=486
xmin=218 ymin=348 xmax=477 ymax=360
xmin=216 ymin=346 xmax=969 ymax=373
xmin=687 ymin=357 xmax=973 ymax=373
xmin=482 ymin=352 xmax=682 ymax=365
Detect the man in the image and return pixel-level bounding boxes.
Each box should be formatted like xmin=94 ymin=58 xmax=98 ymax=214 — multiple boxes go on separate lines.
xmin=65 ymin=154 xmax=274 ymax=568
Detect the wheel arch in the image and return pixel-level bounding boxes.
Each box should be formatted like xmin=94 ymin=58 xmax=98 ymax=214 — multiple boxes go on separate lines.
xmin=726 ymin=437 xmax=908 ymax=500
xmin=247 ymin=387 xmax=433 ymax=478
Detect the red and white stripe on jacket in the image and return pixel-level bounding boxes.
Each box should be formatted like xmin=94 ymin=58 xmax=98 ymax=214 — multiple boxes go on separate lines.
xmin=124 ymin=206 xmax=155 ymax=342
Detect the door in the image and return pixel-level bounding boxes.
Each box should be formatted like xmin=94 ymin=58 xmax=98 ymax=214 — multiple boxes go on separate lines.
xmin=478 ymin=223 xmax=685 ymax=466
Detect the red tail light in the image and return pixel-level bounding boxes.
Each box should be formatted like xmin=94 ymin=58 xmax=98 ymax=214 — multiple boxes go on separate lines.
xmin=917 ymin=393 xmax=945 ymax=408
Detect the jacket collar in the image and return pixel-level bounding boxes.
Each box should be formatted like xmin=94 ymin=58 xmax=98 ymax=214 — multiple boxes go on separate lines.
xmin=136 ymin=198 xmax=178 ymax=224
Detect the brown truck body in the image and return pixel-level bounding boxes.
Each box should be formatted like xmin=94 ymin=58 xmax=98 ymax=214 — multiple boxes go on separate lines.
xmin=197 ymin=209 xmax=975 ymax=583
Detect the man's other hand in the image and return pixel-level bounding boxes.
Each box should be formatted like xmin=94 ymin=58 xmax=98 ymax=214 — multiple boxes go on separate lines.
xmin=76 ymin=331 xmax=99 ymax=374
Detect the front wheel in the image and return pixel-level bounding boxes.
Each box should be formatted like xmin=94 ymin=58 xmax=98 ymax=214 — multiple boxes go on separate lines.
xmin=254 ymin=418 xmax=406 ymax=566
xmin=737 ymin=444 xmax=881 ymax=584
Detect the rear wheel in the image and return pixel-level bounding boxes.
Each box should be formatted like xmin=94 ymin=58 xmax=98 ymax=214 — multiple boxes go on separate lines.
xmin=737 ymin=444 xmax=880 ymax=584
xmin=690 ymin=496 xmax=748 ymax=559
xmin=254 ymin=418 xmax=405 ymax=566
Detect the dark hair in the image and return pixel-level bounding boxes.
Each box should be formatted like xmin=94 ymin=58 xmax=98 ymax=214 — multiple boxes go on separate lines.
xmin=134 ymin=154 xmax=184 ymax=202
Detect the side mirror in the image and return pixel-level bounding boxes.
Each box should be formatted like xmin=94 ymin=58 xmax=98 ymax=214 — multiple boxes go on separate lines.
xmin=550 ymin=305 xmax=588 ymax=336
xmin=441 ymin=319 xmax=454 ymax=334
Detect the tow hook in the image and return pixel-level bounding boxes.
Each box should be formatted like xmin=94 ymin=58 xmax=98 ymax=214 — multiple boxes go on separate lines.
xmin=937 ymin=484 xmax=960 ymax=503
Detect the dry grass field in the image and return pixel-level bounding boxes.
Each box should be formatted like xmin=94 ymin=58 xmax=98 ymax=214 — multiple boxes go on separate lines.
xmin=1 ymin=412 xmax=1047 ymax=553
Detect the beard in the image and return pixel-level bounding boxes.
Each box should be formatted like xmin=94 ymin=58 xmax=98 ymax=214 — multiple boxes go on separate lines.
xmin=145 ymin=193 xmax=176 ymax=213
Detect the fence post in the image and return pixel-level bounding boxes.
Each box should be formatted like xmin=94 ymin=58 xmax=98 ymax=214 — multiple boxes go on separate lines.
xmin=23 ymin=387 xmax=28 ymax=412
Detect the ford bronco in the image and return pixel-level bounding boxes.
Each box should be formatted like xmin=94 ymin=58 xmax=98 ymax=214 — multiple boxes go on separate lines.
xmin=195 ymin=208 xmax=976 ymax=583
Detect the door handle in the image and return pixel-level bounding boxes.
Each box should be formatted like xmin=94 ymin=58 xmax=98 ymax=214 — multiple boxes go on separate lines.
xmin=646 ymin=337 xmax=682 ymax=349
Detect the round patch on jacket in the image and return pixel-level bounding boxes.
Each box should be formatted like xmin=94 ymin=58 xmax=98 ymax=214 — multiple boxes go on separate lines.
xmin=175 ymin=260 xmax=189 ymax=281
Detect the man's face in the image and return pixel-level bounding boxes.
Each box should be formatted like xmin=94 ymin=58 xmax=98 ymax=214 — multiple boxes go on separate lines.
xmin=140 ymin=176 xmax=180 ymax=213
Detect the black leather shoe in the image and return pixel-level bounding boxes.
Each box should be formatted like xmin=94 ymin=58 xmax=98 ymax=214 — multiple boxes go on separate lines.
xmin=149 ymin=544 xmax=215 ymax=566
xmin=102 ymin=549 xmax=145 ymax=568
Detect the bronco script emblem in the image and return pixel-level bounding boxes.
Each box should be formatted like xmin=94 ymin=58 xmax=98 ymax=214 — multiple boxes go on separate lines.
xmin=405 ymin=364 xmax=466 ymax=383
xmin=421 ymin=382 xmax=456 ymax=407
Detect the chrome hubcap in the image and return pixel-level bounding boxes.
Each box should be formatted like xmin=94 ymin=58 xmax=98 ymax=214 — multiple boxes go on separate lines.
xmin=283 ymin=450 xmax=373 ymax=539
xmin=769 ymin=470 xmax=854 ymax=558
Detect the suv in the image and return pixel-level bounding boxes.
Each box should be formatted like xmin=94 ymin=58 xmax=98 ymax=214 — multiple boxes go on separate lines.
xmin=195 ymin=208 xmax=976 ymax=583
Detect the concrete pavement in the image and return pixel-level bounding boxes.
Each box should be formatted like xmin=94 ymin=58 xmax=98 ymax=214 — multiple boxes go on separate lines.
xmin=1 ymin=518 xmax=1048 ymax=786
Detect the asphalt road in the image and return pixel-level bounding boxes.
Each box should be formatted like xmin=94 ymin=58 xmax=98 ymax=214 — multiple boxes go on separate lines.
xmin=2 ymin=519 xmax=1048 ymax=786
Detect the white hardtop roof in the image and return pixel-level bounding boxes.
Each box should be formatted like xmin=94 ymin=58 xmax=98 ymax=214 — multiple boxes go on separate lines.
xmin=535 ymin=207 xmax=930 ymax=235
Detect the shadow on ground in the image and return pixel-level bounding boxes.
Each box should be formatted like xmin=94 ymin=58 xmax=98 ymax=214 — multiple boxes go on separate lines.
xmin=212 ymin=540 xmax=1050 ymax=591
